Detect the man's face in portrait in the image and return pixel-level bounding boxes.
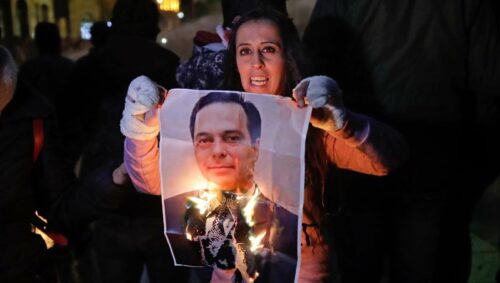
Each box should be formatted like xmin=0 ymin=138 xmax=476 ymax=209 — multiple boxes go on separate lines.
xmin=193 ymin=102 xmax=260 ymax=192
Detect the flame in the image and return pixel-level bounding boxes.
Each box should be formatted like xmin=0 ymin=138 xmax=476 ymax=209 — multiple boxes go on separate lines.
xmin=34 ymin=227 xmax=55 ymax=249
xmin=188 ymin=189 xmax=217 ymax=215
xmin=241 ymin=188 xmax=260 ymax=226
xmin=240 ymin=188 xmax=267 ymax=254
xmin=249 ymin=232 xmax=266 ymax=253
xmin=35 ymin=211 xmax=48 ymax=224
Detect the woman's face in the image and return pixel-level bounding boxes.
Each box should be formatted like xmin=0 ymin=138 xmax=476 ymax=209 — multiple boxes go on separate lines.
xmin=235 ymin=19 xmax=285 ymax=95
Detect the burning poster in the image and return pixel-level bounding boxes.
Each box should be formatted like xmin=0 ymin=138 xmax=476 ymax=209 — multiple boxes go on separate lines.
xmin=159 ymin=89 xmax=310 ymax=283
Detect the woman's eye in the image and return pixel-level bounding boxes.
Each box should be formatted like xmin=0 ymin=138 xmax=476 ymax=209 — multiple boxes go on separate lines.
xmin=239 ymin=48 xmax=251 ymax=56
xmin=262 ymin=46 xmax=276 ymax=53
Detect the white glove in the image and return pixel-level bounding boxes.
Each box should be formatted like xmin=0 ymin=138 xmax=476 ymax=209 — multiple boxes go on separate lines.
xmin=292 ymin=75 xmax=347 ymax=132
xmin=120 ymin=75 xmax=163 ymax=140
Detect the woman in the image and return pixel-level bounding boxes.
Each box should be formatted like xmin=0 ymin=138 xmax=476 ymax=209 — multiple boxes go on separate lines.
xmin=115 ymin=9 xmax=408 ymax=283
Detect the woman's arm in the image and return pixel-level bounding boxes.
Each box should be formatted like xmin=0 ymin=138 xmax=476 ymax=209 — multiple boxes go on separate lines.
xmin=324 ymin=111 xmax=408 ymax=176
xmin=124 ymin=137 xmax=161 ymax=195
xmin=293 ymin=75 xmax=408 ymax=175
xmin=115 ymin=75 xmax=165 ymax=195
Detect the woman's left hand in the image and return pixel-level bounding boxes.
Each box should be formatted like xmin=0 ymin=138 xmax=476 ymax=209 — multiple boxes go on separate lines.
xmin=292 ymin=75 xmax=347 ymax=132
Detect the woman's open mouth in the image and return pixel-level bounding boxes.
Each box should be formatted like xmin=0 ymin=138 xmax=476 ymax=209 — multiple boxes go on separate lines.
xmin=250 ymin=76 xmax=269 ymax=86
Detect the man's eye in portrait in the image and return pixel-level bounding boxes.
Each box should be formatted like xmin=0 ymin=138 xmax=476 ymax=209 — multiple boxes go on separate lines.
xmin=224 ymin=132 xmax=243 ymax=144
xmin=195 ymin=135 xmax=213 ymax=148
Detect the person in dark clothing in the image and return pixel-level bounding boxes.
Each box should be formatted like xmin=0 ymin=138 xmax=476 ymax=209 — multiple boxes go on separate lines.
xmin=302 ymin=1 xmax=500 ymax=283
xmin=18 ymin=22 xmax=74 ymax=104
xmin=17 ymin=22 xmax=76 ymax=163
xmin=63 ymin=0 xmax=186 ymax=282
xmin=89 ymin=21 xmax=110 ymax=53
xmin=0 ymin=45 xmax=129 ymax=283
xmin=58 ymin=22 xmax=110 ymax=167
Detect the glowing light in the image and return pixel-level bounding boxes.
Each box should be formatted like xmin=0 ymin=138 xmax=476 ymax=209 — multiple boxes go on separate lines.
xmin=80 ymin=22 xmax=92 ymax=40
xmin=249 ymin=232 xmax=266 ymax=253
xmin=158 ymin=0 xmax=180 ymax=12
xmin=241 ymin=188 xmax=260 ymax=226
xmin=186 ymin=232 xmax=193 ymax=241
xmin=177 ymin=11 xmax=185 ymax=19
xmin=35 ymin=211 xmax=48 ymax=224
xmin=34 ymin=211 xmax=54 ymax=249
xmin=188 ymin=190 xmax=217 ymax=215
xmin=107 ymin=21 xmax=112 ymax=27
xmin=249 ymin=272 xmax=260 ymax=283
xmin=160 ymin=37 xmax=168 ymax=44
xmin=194 ymin=181 xmax=215 ymax=191
xmin=34 ymin=227 xmax=55 ymax=249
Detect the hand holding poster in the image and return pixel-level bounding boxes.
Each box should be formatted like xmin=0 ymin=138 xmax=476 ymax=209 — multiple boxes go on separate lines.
xmin=159 ymin=89 xmax=311 ymax=283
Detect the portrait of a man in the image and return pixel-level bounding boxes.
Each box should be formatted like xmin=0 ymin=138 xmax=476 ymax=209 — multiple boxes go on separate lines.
xmin=162 ymin=92 xmax=299 ymax=282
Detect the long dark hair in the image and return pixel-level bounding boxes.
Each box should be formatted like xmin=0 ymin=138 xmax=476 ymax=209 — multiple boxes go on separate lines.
xmin=222 ymin=9 xmax=329 ymax=220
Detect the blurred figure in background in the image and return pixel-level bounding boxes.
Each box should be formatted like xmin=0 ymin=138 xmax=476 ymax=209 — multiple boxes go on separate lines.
xmin=63 ymin=0 xmax=185 ymax=282
xmin=89 ymin=21 xmax=111 ymax=54
xmin=59 ymin=21 xmax=111 ymax=166
xmin=0 ymin=44 xmax=129 ymax=283
xmin=302 ymin=1 xmax=500 ymax=282
xmin=18 ymin=22 xmax=75 ymax=162
xmin=19 ymin=22 xmax=74 ymax=105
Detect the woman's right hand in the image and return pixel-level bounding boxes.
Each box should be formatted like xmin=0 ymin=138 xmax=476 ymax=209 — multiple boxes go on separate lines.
xmin=112 ymin=162 xmax=129 ymax=186
xmin=120 ymin=75 xmax=166 ymax=140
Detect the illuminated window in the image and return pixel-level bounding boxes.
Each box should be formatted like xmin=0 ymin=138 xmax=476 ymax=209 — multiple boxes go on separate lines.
xmin=157 ymin=0 xmax=180 ymax=12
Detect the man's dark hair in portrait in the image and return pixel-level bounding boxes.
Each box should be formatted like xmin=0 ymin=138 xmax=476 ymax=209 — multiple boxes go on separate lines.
xmin=189 ymin=91 xmax=261 ymax=145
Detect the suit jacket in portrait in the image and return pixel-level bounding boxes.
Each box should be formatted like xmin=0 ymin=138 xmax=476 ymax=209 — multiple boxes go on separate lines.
xmin=163 ymin=188 xmax=298 ymax=282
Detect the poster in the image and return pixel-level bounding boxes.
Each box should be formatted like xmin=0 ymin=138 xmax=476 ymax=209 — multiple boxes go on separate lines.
xmin=159 ymin=89 xmax=310 ymax=282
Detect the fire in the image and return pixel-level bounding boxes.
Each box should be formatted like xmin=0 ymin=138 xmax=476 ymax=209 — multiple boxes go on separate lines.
xmin=240 ymin=187 xmax=267 ymax=254
xmin=241 ymin=187 xmax=260 ymax=226
xmin=187 ymin=184 xmax=268 ymax=282
xmin=249 ymin=232 xmax=266 ymax=253
xmin=187 ymin=190 xmax=217 ymax=215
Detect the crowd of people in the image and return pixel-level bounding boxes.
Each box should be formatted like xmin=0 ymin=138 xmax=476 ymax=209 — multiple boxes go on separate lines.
xmin=1 ymin=0 xmax=499 ymax=283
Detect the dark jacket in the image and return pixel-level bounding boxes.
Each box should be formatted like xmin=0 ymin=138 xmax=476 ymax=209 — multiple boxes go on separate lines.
xmin=60 ymin=34 xmax=180 ymax=268
xmin=63 ymin=34 xmax=179 ymax=219
xmin=18 ymin=54 xmax=74 ymax=104
xmin=163 ymin=190 xmax=298 ymax=282
xmin=303 ymin=0 xmax=500 ymax=194
xmin=64 ymin=34 xmax=179 ymax=173
xmin=0 ymin=80 xmax=127 ymax=282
